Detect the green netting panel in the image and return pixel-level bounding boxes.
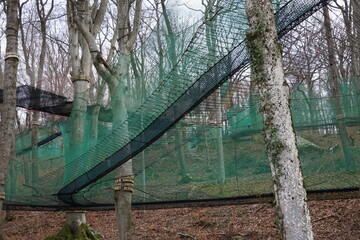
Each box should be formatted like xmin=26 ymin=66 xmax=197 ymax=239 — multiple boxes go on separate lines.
xmin=58 ymin=0 xmax=329 ymax=205
xmin=5 ymin=0 xmax=360 ymax=209
xmin=341 ymin=83 xmax=360 ymax=119
xmin=290 ymin=84 xmax=360 ymax=129
xmin=74 ymin=87 xmax=360 ymax=205
xmin=56 ymin=0 xmax=250 ymax=204
xmin=6 ymin=118 xmax=65 ymax=206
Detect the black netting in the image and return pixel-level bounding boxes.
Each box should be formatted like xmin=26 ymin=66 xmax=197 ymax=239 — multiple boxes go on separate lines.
xmin=0 ymin=85 xmax=72 ymax=116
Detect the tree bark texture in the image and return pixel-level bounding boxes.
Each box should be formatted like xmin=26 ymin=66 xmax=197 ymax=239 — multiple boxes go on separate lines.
xmin=69 ymin=0 xmax=142 ymax=238
xmin=114 ymin=160 xmax=136 ymax=240
xmin=352 ymin=0 xmax=360 ymax=60
xmin=339 ymin=1 xmax=359 ymax=79
xmin=113 ymin=2 xmax=142 ymax=239
xmin=160 ymin=0 xmax=191 ymax=182
xmin=0 ymin=0 xmax=19 ymax=218
xmin=66 ymin=211 xmax=87 ymax=232
xmin=30 ymin=0 xmax=54 ymax=183
xmin=111 ymin=78 xmax=135 ymax=239
xmin=63 ymin=0 xmax=92 ymax=234
xmin=245 ymin=0 xmax=313 ymax=239
xmin=112 ymin=51 xmax=136 ymax=240
xmin=214 ymin=90 xmax=225 ymax=184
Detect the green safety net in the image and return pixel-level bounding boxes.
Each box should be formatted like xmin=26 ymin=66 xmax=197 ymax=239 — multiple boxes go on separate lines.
xmin=5 ymin=0 xmax=360 ymax=209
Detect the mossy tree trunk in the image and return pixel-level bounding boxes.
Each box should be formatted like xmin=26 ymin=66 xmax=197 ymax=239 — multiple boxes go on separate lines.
xmin=0 ymin=0 xmax=19 ymax=220
xmin=60 ymin=1 xmax=92 ymax=237
xmin=245 ymin=0 xmax=313 ymax=239
xmin=44 ymin=212 xmax=103 ymax=240
xmin=66 ymin=211 xmax=87 ymax=233
xmin=48 ymin=1 xmax=108 ymax=237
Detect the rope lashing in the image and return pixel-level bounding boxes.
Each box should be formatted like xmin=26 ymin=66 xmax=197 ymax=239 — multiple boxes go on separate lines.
xmin=32 ymin=121 xmax=40 ymax=126
xmin=71 ymin=75 xmax=91 ymax=83
xmin=0 ymin=192 xmax=5 ymax=200
xmin=4 ymin=52 xmax=19 ymax=61
xmin=114 ymin=175 xmax=134 ymax=192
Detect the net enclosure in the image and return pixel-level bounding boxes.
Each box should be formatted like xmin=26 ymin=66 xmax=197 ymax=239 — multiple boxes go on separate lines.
xmin=4 ymin=0 xmax=360 ymax=209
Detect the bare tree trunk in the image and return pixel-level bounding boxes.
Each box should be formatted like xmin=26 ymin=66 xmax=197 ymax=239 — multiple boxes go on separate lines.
xmin=140 ymin=151 xmax=146 ymax=201
xmin=44 ymin=210 xmax=102 ymax=239
xmin=31 ymin=120 xmax=39 ymax=182
xmin=0 ymin=45 xmax=4 ymax=90
xmin=114 ymin=161 xmax=136 ymax=240
xmin=214 ymin=90 xmax=225 ymax=184
xmin=17 ymin=0 xmax=34 ymax=188
xmin=245 ymin=0 xmax=313 ymax=239
xmin=63 ymin=0 xmax=91 ymax=236
xmin=340 ymin=1 xmax=359 ymax=79
xmin=175 ymin=127 xmax=191 ymax=183
xmin=0 ymin=0 xmax=19 ymax=220
xmin=69 ymin=0 xmax=142 ymax=238
xmin=0 ymin=0 xmax=19 ymax=219
xmin=203 ymin=0 xmax=225 ymax=184
xmin=323 ymin=5 xmax=354 ymax=167
xmin=248 ymin=75 xmax=258 ymax=129
xmin=159 ymin=0 xmax=191 ymax=183
xmin=112 ymin=48 xmax=136 ymax=240
xmin=204 ymin=129 xmax=211 ymax=171
xmin=113 ymin=1 xmax=142 ymax=238
xmin=155 ymin=5 xmax=165 ymax=81
xmin=352 ymin=0 xmax=360 ymax=71
xmin=30 ymin=0 xmax=54 ymax=183
xmin=66 ymin=211 xmax=87 ymax=232
xmin=44 ymin=3 xmax=106 ymax=238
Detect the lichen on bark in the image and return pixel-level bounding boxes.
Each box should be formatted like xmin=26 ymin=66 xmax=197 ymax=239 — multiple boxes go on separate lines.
xmin=245 ymin=0 xmax=313 ymax=239
xmin=245 ymin=24 xmax=266 ymax=84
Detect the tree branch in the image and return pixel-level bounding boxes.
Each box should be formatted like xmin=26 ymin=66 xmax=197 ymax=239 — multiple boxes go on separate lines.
xmin=93 ymin=0 xmax=108 ymax=35
xmin=73 ymin=13 xmax=117 ymax=90
xmin=127 ymin=0 xmax=143 ymax=49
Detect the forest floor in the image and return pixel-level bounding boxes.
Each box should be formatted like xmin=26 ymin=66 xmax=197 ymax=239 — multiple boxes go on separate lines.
xmin=0 ymin=198 xmax=359 ymax=240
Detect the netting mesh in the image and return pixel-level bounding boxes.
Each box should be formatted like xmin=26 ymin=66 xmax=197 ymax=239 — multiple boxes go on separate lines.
xmin=4 ymin=0 xmax=360 ymax=209
xmin=0 ymin=85 xmax=72 ymax=116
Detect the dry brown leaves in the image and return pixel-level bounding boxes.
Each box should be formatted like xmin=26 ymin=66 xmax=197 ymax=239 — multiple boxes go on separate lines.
xmin=0 ymin=199 xmax=359 ymax=240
